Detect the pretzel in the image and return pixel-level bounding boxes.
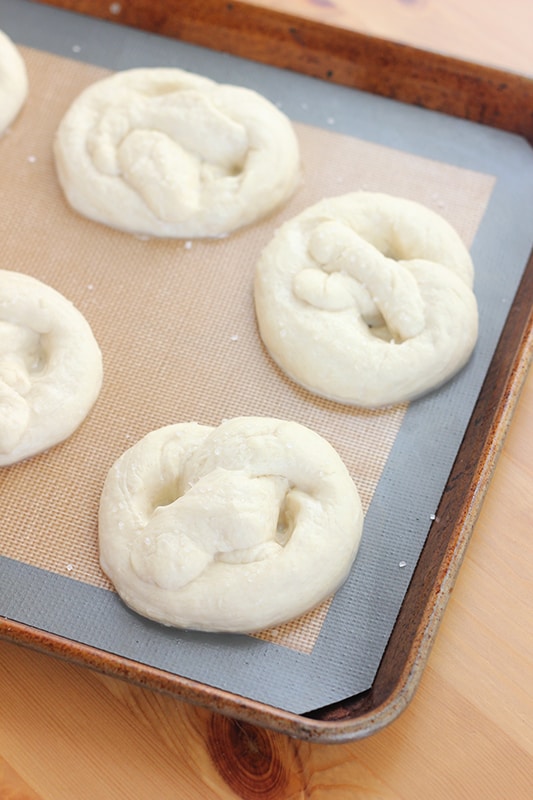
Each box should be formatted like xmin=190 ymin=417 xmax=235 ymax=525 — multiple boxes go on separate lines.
xmin=53 ymin=67 xmax=300 ymax=238
xmin=254 ymin=192 xmax=478 ymax=407
xmin=0 ymin=30 xmax=28 ymax=134
xmin=99 ymin=416 xmax=363 ymax=633
xmin=0 ymin=270 xmax=103 ymax=466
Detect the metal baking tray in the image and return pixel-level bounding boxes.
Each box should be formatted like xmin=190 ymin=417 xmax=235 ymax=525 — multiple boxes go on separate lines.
xmin=0 ymin=0 xmax=532 ymax=742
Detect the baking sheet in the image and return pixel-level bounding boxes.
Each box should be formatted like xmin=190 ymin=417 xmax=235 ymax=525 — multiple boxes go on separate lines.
xmin=1 ymin=0 xmax=533 ymax=715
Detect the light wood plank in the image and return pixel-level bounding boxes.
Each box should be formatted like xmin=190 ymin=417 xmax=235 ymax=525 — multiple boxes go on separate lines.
xmin=248 ymin=0 xmax=533 ymax=76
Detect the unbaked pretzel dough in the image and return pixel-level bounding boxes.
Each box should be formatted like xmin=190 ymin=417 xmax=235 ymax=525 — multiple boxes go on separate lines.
xmin=53 ymin=67 xmax=300 ymax=238
xmin=99 ymin=416 xmax=363 ymax=633
xmin=0 ymin=270 xmax=103 ymax=466
xmin=0 ymin=30 xmax=28 ymax=134
xmin=254 ymin=192 xmax=479 ymax=407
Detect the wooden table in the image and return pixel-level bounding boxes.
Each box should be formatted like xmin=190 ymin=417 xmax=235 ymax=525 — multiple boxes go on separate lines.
xmin=1 ymin=2 xmax=532 ymax=797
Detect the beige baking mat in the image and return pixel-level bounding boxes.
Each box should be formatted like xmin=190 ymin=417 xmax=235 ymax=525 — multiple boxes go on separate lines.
xmin=0 ymin=47 xmax=495 ymax=654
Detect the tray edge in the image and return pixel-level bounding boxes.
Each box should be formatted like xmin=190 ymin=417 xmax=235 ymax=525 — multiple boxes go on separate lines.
xmin=1 ymin=0 xmax=532 ymax=742
xmin=31 ymin=0 xmax=533 ymax=144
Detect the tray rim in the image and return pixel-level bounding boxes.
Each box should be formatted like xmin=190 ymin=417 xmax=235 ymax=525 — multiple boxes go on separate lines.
xmin=1 ymin=254 xmax=531 ymax=743
xmin=1 ymin=0 xmax=532 ymax=743
xmin=31 ymin=0 xmax=533 ymax=144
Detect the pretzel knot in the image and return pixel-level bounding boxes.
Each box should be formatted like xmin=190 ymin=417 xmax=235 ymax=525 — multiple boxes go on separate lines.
xmin=54 ymin=68 xmax=300 ymax=238
xmin=254 ymin=192 xmax=479 ymax=407
xmin=98 ymin=416 xmax=363 ymax=633
xmin=0 ymin=270 xmax=103 ymax=466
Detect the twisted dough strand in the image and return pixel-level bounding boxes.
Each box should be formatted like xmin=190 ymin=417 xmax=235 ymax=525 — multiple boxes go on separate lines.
xmin=0 ymin=270 xmax=103 ymax=466
xmin=254 ymin=192 xmax=478 ymax=407
xmin=99 ymin=417 xmax=363 ymax=633
xmin=54 ymin=68 xmax=300 ymax=238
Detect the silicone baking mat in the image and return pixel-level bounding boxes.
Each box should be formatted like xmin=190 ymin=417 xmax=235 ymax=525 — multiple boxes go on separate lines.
xmin=1 ymin=0 xmax=533 ymax=714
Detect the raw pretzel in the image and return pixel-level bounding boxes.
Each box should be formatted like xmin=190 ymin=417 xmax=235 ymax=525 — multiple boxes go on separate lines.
xmin=53 ymin=67 xmax=300 ymax=238
xmin=254 ymin=192 xmax=478 ymax=407
xmin=0 ymin=270 xmax=103 ymax=466
xmin=0 ymin=30 xmax=28 ymax=134
xmin=99 ymin=416 xmax=363 ymax=633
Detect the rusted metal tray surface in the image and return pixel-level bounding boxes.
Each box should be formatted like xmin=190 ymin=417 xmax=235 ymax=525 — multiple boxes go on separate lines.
xmin=0 ymin=0 xmax=532 ymax=742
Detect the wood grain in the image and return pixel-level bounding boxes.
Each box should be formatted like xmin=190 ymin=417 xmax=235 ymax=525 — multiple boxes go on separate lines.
xmin=248 ymin=0 xmax=533 ymax=77
xmin=1 ymin=0 xmax=532 ymax=797
xmin=1 ymin=360 xmax=532 ymax=799
xmin=3 ymin=373 xmax=532 ymax=798
xmin=33 ymin=0 xmax=533 ymax=143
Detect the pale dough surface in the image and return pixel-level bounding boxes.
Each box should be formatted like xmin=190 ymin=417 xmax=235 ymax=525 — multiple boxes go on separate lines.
xmin=99 ymin=416 xmax=363 ymax=633
xmin=254 ymin=192 xmax=479 ymax=408
xmin=0 ymin=270 xmax=103 ymax=466
xmin=0 ymin=30 xmax=28 ymax=134
xmin=53 ymin=67 xmax=301 ymax=238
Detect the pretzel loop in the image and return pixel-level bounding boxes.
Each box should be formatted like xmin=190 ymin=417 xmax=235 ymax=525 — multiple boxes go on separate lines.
xmin=295 ymin=220 xmax=426 ymax=342
xmin=99 ymin=417 xmax=363 ymax=633
xmin=254 ymin=192 xmax=479 ymax=407
xmin=54 ymin=68 xmax=300 ymax=238
xmin=0 ymin=270 xmax=103 ymax=466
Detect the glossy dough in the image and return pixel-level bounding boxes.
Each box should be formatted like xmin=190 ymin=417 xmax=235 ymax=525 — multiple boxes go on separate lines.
xmin=53 ymin=67 xmax=300 ymax=238
xmin=99 ymin=416 xmax=363 ymax=633
xmin=0 ymin=270 xmax=103 ymax=466
xmin=254 ymin=192 xmax=479 ymax=407
xmin=0 ymin=30 xmax=28 ymax=134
